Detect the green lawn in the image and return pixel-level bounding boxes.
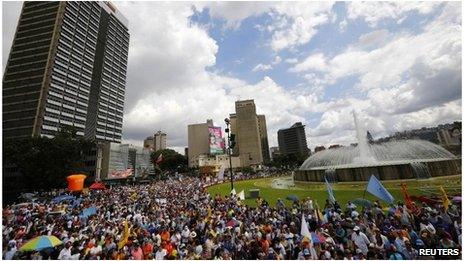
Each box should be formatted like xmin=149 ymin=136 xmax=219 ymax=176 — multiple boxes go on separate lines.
xmin=206 ymin=175 xmax=461 ymax=208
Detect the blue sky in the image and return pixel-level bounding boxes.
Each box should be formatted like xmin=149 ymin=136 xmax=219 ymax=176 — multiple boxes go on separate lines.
xmin=3 ymin=1 xmax=461 ymax=152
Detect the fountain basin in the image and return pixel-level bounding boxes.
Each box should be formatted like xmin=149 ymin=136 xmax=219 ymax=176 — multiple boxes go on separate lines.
xmin=297 ymin=139 xmax=460 ymax=182
xmin=296 ymin=158 xmax=460 ymax=182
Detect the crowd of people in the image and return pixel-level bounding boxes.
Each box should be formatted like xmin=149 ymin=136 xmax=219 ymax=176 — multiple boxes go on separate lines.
xmin=2 ymin=175 xmax=462 ymax=260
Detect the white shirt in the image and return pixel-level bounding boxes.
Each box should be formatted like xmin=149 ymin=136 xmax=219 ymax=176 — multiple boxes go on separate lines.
xmin=155 ymin=249 xmax=167 ymax=260
xmin=58 ymin=248 xmax=72 ymax=260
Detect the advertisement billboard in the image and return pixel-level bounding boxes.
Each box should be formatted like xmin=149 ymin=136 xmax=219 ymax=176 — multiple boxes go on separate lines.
xmin=209 ymin=127 xmax=225 ymax=155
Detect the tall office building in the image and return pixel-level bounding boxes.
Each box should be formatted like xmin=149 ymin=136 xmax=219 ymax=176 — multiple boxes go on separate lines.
xmin=143 ymin=136 xmax=155 ymax=149
xmin=143 ymin=130 xmax=167 ymax=151
xmin=187 ymin=119 xmax=214 ymax=167
xmin=257 ymin=114 xmax=270 ymax=164
xmin=3 ymin=1 xmax=129 ymax=143
xmin=277 ymin=122 xmax=309 ymax=157
xmin=154 ymin=131 xmax=167 ymax=151
xmin=230 ymin=100 xmax=269 ymax=167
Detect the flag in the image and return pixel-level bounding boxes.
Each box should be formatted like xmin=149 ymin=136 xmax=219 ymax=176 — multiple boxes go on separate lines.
xmin=217 ymin=166 xmax=225 ymax=181
xmin=439 ymin=186 xmax=450 ymax=211
xmin=366 ymin=175 xmax=394 ymax=204
xmin=155 ymin=153 xmax=163 ymax=165
xmin=118 ymin=220 xmax=130 ymax=249
xmin=301 ymin=214 xmax=311 ymax=240
xmin=401 ymin=183 xmax=416 ymax=212
xmin=230 ymin=188 xmax=236 ymax=195
xmin=237 ymin=190 xmax=245 ymax=200
xmin=325 ymin=177 xmax=336 ymax=204
xmin=207 ymin=205 xmax=212 ymax=219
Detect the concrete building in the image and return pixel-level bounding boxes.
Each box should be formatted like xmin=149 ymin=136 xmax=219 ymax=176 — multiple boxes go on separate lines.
xmin=278 ymin=122 xmax=309 ymax=157
xmin=270 ymin=147 xmax=281 ymax=160
xmin=143 ymin=136 xmax=155 ymax=149
xmin=257 ymin=115 xmax=271 ymax=164
xmin=143 ymin=130 xmax=167 ymax=151
xmin=187 ymin=119 xmax=214 ymax=167
xmin=3 ymin=2 xmax=129 ymax=142
xmin=197 ymin=154 xmax=241 ymax=175
xmin=230 ymin=100 xmax=269 ymax=168
xmin=97 ymin=142 xmax=154 ymax=181
xmin=154 ymin=131 xmax=167 ymax=151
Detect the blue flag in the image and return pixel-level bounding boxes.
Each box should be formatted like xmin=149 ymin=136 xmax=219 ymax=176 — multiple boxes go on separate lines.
xmin=366 ymin=175 xmax=394 ymax=204
xmin=325 ymin=177 xmax=336 ymax=204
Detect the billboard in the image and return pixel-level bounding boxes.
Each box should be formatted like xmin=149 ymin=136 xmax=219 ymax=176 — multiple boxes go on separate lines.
xmin=106 ymin=143 xmax=154 ymax=180
xmin=209 ymin=127 xmax=225 ymax=155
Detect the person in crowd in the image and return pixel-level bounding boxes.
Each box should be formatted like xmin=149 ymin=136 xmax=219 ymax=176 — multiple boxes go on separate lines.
xmin=2 ymin=173 xmax=461 ymax=260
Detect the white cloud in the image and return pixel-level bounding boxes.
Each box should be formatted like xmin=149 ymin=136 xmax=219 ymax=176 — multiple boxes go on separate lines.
xmin=199 ymin=1 xmax=335 ymax=52
xmin=347 ymin=1 xmax=443 ymax=27
xmin=285 ymin=58 xmax=298 ymax=64
xmin=339 ymin=19 xmax=347 ymax=32
xmin=272 ymin=56 xmax=282 ymax=65
xmin=194 ymin=2 xmax=273 ymax=29
xmin=2 ymin=1 xmax=22 ymax=70
xmin=270 ymin=2 xmax=335 ymax=51
xmin=252 ymin=63 xmax=273 ymax=72
xmin=289 ymin=53 xmax=328 ymax=73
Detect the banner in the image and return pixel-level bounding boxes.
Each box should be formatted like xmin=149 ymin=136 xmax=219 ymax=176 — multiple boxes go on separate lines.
xmin=367 ymin=175 xmax=394 ymax=204
xmin=301 ymin=214 xmax=311 ymax=240
xmin=109 ymin=169 xmax=133 ymax=179
xmin=208 ymin=127 xmax=225 ymax=155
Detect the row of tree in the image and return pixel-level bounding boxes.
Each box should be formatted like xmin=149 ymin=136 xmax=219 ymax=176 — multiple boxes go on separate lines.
xmin=4 ymin=127 xmax=95 ymax=193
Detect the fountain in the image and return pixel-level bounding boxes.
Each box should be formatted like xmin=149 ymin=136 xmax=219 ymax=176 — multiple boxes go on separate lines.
xmin=352 ymin=111 xmax=377 ymax=165
xmin=295 ymin=112 xmax=460 ymax=182
xmin=324 ymin=169 xmax=338 ymax=183
xmin=410 ymin=162 xmax=432 ymax=179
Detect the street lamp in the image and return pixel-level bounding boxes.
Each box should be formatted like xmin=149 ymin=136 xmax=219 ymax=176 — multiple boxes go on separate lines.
xmin=224 ymin=118 xmax=234 ymax=191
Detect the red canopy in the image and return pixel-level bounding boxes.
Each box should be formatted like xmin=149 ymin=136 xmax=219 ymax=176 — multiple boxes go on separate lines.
xmin=89 ymin=182 xmax=106 ymax=190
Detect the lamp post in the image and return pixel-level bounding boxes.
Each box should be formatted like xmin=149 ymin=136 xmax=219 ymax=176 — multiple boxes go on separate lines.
xmin=224 ymin=118 xmax=234 ymax=191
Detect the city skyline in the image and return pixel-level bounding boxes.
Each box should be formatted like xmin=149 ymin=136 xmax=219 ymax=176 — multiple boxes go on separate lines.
xmin=3 ymin=1 xmax=461 ymax=153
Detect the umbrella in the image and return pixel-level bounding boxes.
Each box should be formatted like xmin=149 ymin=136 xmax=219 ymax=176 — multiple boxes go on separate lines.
xmin=452 ymin=196 xmax=461 ymax=203
xmin=286 ymin=195 xmax=299 ymax=202
xmin=89 ymin=182 xmax=106 ymax=190
xmin=51 ymin=195 xmax=75 ymax=203
xmin=81 ymin=206 xmax=97 ymax=218
xmin=19 ymin=236 xmax=62 ymax=251
xmin=352 ymin=198 xmax=372 ymax=208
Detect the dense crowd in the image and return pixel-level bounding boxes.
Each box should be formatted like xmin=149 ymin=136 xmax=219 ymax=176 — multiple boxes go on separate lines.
xmin=2 ymin=175 xmax=462 ymax=260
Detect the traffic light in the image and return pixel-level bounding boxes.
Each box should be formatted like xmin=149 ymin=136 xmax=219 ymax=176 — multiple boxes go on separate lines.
xmin=230 ymin=134 xmax=236 ymax=149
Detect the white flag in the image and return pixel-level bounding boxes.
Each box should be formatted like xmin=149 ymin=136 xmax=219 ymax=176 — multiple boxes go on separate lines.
xmin=301 ymin=214 xmax=311 ymax=239
xmin=238 ymin=190 xmax=245 ymax=200
xmin=230 ymin=188 xmax=236 ymax=195
xmin=217 ymin=166 xmax=225 ymax=181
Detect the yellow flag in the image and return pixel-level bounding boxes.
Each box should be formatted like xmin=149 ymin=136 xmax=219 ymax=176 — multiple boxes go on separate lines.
xmin=439 ymin=186 xmax=450 ymax=211
xmin=118 ymin=220 xmax=130 ymax=249
xmin=207 ymin=205 xmax=212 ymax=219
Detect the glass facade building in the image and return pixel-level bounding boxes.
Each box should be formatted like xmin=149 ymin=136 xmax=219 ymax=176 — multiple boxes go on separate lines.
xmin=3 ymin=1 xmax=129 ymax=142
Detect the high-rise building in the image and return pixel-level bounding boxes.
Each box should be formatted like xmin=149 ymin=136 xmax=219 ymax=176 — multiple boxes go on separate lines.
xmin=278 ymin=122 xmax=309 ymax=157
xmin=154 ymin=131 xmax=167 ymax=151
xmin=257 ymin=114 xmax=270 ymax=164
xmin=3 ymin=1 xmax=129 ymax=143
xmin=143 ymin=136 xmax=155 ymax=149
xmin=230 ymin=100 xmax=269 ymax=167
xmin=187 ymin=119 xmax=214 ymax=167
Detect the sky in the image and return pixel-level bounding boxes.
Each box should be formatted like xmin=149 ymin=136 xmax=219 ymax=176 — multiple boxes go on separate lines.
xmin=2 ymin=1 xmax=462 ymax=154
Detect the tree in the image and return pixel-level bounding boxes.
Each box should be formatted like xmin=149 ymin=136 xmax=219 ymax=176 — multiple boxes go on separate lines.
xmin=150 ymin=149 xmax=188 ymax=173
xmin=3 ymin=127 xmax=96 ymax=192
